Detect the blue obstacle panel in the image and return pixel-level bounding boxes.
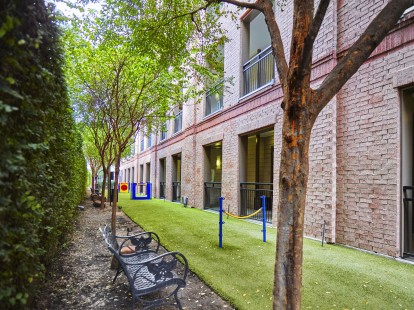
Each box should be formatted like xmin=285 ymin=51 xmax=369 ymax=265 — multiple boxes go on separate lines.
xmin=130 ymin=182 xmax=152 ymax=200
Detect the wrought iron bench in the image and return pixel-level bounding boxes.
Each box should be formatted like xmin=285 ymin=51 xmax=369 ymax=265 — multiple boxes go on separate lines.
xmin=100 ymin=225 xmax=188 ymax=309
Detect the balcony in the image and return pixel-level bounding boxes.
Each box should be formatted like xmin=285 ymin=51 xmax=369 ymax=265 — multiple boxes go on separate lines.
xmin=242 ymin=46 xmax=274 ymax=96
xmin=205 ymin=80 xmax=224 ymax=116
xmin=173 ymin=111 xmax=182 ymax=134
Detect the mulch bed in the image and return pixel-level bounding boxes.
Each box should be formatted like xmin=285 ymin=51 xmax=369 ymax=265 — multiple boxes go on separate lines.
xmin=34 ymin=196 xmax=234 ymax=309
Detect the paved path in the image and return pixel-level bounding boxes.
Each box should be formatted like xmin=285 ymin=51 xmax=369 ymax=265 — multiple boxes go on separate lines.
xmin=34 ymin=197 xmax=234 ymax=309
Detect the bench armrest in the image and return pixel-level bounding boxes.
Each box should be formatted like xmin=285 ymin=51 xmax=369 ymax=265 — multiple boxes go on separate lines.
xmin=117 ymin=232 xmax=160 ymax=253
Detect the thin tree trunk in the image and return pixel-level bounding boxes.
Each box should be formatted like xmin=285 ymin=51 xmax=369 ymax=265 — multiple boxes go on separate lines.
xmin=91 ymin=170 xmax=95 ymax=191
xmin=100 ymin=167 xmax=108 ymax=210
xmin=107 ymin=170 xmax=111 ymax=203
xmin=111 ymin=157 xmax=120 ymax=235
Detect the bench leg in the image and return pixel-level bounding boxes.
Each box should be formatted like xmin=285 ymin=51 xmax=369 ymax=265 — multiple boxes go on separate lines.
xmin=113 ymin=266 xmax=123 ymax=283
xmin=174 ymin=290 xmax=182 ymax=310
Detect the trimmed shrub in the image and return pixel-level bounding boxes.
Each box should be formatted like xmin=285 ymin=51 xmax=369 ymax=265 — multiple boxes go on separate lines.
xmin=0 ymin=1 xmax=87 ymax=308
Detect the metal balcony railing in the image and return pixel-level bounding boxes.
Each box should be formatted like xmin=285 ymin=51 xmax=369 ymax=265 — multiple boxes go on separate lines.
xmin=159 ymin=181 xmax=166 ymax=199
xmin=204 ymin=182 xmax=221 ymax=210
xmin=205 ymin=80 xmax=224 ymax=116
xmin=172 ymin=181 xmax=181 ymax=202
xmin=173 ymin=112 xmax=182 ymax=134
xmin=242 ymin=46 xmax=274 ymax=96
xmin=240 ymin=182 xmax=273 ymax=223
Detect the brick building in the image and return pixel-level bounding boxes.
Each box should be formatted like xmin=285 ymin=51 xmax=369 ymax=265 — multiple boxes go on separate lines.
xmin=120 ymin=2 xmax=414 ymax=259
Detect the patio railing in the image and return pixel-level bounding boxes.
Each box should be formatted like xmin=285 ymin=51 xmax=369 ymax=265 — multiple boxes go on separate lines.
xmin=240 ymin=182 xmax=273 ymax=223
xmin=159 ymin=181 xmax=166 ymax=199
xmin=172 ymin=181 xmax=181 ymax=202
xmin=204 ymin=182 xmax=222 ymax=210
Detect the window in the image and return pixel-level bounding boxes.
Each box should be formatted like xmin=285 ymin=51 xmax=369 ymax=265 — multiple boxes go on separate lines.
xmin=205 ymin=44 xmax=224 ymax=116
xmin=242 ymin=10 xmax=274 ymax=96
xmin=173 ymin=107 xmax=182 ymax=133
xmin=206 ymin=80 xmax=224 ymax=116
xmin=161 ymin=122 xmax=167 ymax=141
xmin=140 ymin=138 xmax=144 ymax=152
xmin=147 ymin=134 xmax=152 ymax=148
xmin=130 ymin=142 xmax=135 ymax=156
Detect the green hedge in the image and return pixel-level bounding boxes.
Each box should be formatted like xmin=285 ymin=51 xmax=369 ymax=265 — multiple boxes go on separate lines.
xmin=0 ymin=1 xmax=87 ymax=308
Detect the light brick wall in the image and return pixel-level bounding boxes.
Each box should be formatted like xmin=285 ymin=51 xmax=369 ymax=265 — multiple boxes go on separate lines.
xmin=119 ymin=1 xmax=414 ymax=257
xmin=336 ymin=43 xmax=414 ymax=256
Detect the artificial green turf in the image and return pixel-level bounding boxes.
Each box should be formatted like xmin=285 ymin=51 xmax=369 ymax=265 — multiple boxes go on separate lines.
xmin=119 ymin=194 xmax=414 ymax=310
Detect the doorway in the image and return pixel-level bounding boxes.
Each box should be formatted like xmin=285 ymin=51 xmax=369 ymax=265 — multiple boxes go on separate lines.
xmin=172 ymin=153 xmax=181 ymax=202
xmin=159 ymin=158 xmax=166 ymax=199
xmin=204 ymin=141 xmax=222 ymax=210
xmin=240 ymin=129 xmax=274 ymax=222
xmin=401 ymin=87 xmax=414 ymax=257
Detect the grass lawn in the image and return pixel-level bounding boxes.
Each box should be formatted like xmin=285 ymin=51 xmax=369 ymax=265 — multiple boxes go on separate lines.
xmin=118 ymin=194 xmax=414 ymax=310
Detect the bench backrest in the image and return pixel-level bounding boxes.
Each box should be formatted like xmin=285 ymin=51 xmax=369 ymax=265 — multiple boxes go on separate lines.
xmin=107 ymin=245 xmax=188 ymax=295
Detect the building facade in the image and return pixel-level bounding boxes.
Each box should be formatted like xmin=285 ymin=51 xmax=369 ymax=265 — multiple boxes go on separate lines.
xmin=120 ymin=2 xmax=414 ymax=259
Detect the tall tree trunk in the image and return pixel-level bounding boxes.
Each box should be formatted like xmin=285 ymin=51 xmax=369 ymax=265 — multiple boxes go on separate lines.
xmin=91 ymin=166 xmax=98 ymax=192
xmin=272 ymin=1 xmax=316 ymax=308
xmin=100 ymin=167 xmax=107 ymax=210
xmin=111 ymin=157 xmax=120 ymax=235
xmin=273 ymin=103 xmax=313 ymax=309
xmin=107 ymin=169 xmax=111 ymax=203
xmin=91 ymin=170 xmax=95 ymax=191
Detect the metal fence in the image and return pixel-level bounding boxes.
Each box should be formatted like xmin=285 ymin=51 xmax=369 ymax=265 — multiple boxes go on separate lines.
xmin=172 ymin=181 xmax=181 ymax=202
xmin=242 ymin=46 xmax=274 ymax=96
xmin=204 ymin=182 xmax=222 ymax=210
xmin=240 ymin=182 xmax=273 ymax=223
xmin=159 ymin=181 xmax=166 ymax=199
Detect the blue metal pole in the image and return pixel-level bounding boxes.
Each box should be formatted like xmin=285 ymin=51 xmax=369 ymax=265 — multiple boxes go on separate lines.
xmin=261 ymin=195 xmax=267 ymax=243
xmin=219 ymin=197 xmax=225 ymax=248
xmin=131 ymin=182 xmax=136 ymax=199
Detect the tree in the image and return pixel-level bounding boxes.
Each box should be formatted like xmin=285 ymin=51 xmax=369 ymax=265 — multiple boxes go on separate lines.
xmin=64 ymin=3 xmax=190 ymax=233
xmin=123 ymin=0 xmax=414 ymax=308
xmin=82 ymin=129 xmax=102 ymax=191
xmin=65 ymin=38 xmax=116 ymax=210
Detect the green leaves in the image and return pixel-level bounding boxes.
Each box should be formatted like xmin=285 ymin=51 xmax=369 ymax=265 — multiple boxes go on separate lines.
xmin=0 ymin=0 xmax=87 ymax=308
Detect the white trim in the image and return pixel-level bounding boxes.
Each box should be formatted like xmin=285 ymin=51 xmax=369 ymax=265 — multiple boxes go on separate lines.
xmin=403 ymin=6 xmax=414 ymax=15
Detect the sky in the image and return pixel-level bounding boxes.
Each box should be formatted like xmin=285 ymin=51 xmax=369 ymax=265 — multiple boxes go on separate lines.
xmin=46 ymin=0 xmax=102 ymax=18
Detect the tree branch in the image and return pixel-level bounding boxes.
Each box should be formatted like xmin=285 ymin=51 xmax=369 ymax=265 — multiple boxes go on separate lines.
xmin=261 ymin=0 xmax=288 ymax=90
xmin=314 ymin=0 xmax=414 ymax=112
xmin=301 ymin=0 xmax=330 ymax=71
xmin=219 ymin=0 xmax=261 ymax=10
